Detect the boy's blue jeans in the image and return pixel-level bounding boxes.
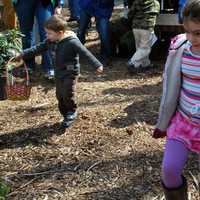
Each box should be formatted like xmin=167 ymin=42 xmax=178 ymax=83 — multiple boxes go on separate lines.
xmin=78 ymin=9 xmax=111 ymax=62
xmin=68 ymin=0 xmax=80 ymax=20
xmin=14 ymin=0 xmax=53 ymax=72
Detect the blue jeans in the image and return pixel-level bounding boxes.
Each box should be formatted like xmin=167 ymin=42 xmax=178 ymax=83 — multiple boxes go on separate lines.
xmin=178 ymin=0 xmax=187 ymax=23
xmin=14 ymin=0 xmax=53 ymax=71
xmin=78 ymin=9 xmax=111 ymax=62
xmin=68 ymin=0 xmax=80 ymax=20
xmin=178 ymin=5 xmax=184 ymax=24
xmin=123 ymin=0 xmax=128 ymax=7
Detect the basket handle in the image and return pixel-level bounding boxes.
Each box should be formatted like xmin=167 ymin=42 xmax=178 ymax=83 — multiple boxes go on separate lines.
xmin=6 ymin=58 xmax=30 ymax=86
xmin=24 ymin=61 xmax=30 ymax=86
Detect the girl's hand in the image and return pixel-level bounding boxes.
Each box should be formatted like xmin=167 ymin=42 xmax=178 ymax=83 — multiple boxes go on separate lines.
xmin=152 ymin=128 xmax=166 ymax=139
xmin=96 ymin=66 xmax=103 ymax=74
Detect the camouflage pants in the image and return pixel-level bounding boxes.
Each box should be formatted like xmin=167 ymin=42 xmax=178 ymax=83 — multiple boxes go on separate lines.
xmin=130 ymin=29 xmax=157 ymax=68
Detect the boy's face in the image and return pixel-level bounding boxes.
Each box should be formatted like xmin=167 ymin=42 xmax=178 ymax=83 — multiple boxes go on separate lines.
xmin=45 ymin=28 xmax=63 ymax=42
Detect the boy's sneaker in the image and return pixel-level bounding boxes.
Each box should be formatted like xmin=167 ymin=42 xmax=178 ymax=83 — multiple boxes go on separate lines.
xmin=61 ymin=111 xmax=77 ymax=128
xmin=66 ymin=111 xmax=77 ymax=120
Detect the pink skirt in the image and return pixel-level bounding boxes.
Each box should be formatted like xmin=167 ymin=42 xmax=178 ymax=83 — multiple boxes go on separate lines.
xmin=167 ymin=111 xmax=200 ymax=153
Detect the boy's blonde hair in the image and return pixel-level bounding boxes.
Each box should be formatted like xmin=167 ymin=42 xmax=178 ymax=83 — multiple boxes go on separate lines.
xmin=44 ymin=15 xmax=68 ymax=32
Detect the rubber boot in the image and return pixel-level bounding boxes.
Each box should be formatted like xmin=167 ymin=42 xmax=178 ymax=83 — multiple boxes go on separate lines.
xmin=162 ymin=176 xmax=188 ymax=200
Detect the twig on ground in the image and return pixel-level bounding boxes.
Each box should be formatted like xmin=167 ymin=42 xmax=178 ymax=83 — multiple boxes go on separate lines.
xmin=7 ymin=177 xmax=38 ymax=197
xmin=87 ymin=160 xmax=102 ymax=172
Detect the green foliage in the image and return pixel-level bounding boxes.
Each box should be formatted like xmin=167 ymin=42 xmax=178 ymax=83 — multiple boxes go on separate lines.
xmin=0 ymin=180 xmax=10 ymax=199
xmin=0 ymin=29 xmax=23 ymax=76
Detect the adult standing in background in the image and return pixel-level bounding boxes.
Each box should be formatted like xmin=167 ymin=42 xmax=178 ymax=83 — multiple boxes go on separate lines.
xmin=178 ymin=0 xmax=187 ymax=23
xmin=123 ymin=0 xmax=128 ymax=7
xmin=78 ymin=0 xmax=114 ymax=66
xmin=67 ymin=0 xmax=80 ymax=22
xmin=11 ymin=0 xmax=64 ymax=77
xmin=127 ymin=0 xmax=160 ymax=73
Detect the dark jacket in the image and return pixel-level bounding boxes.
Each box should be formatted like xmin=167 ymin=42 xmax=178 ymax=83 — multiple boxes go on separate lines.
xmin=12 ymin=0 xmax=64 ymax=7
xmin=41 ymin=0 xmax=64 ymax=7
xmin=80 ymin=0 xmax=114 ymax=18
xmin=21 ymin=34 xmax=102 ymax=79
xmin=128 ymin=0 xmax=160 ymax=31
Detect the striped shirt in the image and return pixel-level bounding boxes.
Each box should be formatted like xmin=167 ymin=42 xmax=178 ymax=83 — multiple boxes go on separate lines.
xmin=178 ymin=41 xmax=200 ymax=125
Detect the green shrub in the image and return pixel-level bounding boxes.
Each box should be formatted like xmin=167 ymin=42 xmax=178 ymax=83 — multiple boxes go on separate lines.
xmin=0 ymin=29 xmax=23 ymax=76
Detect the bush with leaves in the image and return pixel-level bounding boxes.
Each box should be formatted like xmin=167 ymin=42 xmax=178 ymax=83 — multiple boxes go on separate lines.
xmin=0 ymin=29 xmax=23 ymax=77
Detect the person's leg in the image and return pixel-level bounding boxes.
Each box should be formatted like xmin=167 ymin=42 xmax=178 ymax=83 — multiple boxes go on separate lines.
xmin=141 ymin=32 xmax=157 ymax=67
xmin=56 ymin=77 xmax=77 ymax=117
xmin=178 ymin=3 xmax=185 ymax=24
xmin=73 ymin=0 xmax=80 ymax=21
xmin=77 ymin=9 xmax=91 ymax=44
xmin=13 ymin=0 xmax=36 ymax=70
xmin=56 ymin=77 xmax=77 ymax=128
xmin=68 ymin=0 xmax=74 ymax=20
xmin=56 ymin=79 xmax=66 ymax=117
xmin=35 ymin=1 xmax=54 ymax=74
xmin=62 ymin=77 xmax=77 ymax=114
xmin=127 ymin=29 xmax=140 ymax=67
xmin=123 ymin=0 xmax=128 ymax=7
xmin=68 ymin=0 xmax=73 ymax=13
xmin=96 ymin=17 xmax=111 ymax=64
xmin=162 ymin=139 xmax=189 ymax=188
xmin=67 ymin=0 xmax=79 ymax=21
xmin=130 ymin=29 xmax=152 ymax=68
xmin=56 ymin=79 xmax=65 ymax=117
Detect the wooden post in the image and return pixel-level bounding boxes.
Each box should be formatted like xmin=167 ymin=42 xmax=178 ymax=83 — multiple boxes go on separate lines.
xmin=2 ymin=0 xmax=16 ymax=29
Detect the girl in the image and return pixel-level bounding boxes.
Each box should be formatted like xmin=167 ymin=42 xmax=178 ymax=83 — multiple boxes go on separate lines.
xmin=153 ymin=0 xmax=200 ymax=199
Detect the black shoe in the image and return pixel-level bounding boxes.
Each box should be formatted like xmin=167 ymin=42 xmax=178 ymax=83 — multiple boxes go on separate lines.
xmin=141 ymin=63 xmax=154 ymax=71
xmin=44 ymin=69 xmax=55 ymax=80
xmin=126 ymin=61 xmax=140 ymax=74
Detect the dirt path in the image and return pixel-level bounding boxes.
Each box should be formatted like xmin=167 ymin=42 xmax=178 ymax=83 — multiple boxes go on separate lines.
xmin=0 ymin=7 xmax=199 ymax=200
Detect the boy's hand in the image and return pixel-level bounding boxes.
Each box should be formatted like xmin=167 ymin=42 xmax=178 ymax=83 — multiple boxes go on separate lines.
xmin=13 ymin=53 xmax=23 ymax=62
xmin=96 ymin=66 xmax=103 ymax=74
xmin=54 ymin=6 xmax=62 ymax=15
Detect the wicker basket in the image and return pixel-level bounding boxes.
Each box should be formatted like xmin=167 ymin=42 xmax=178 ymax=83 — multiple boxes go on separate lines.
xmin=5 ymin=58 xmax=31 ymax=101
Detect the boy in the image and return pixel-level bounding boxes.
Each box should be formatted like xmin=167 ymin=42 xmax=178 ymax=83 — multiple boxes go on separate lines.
xmin=16 ymin=15 xmax=103 ymax=128
xmin=127 ymin=0 xmax=160 ymax=73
